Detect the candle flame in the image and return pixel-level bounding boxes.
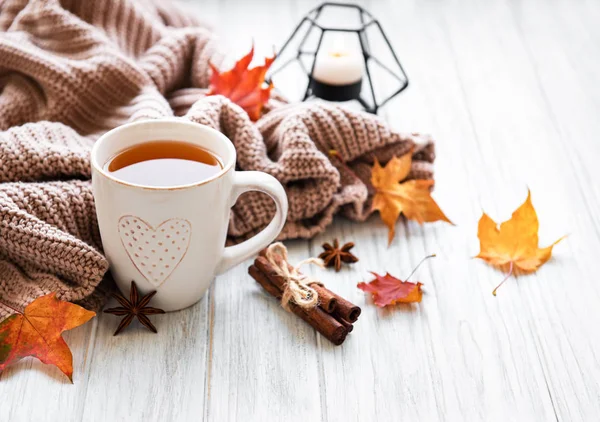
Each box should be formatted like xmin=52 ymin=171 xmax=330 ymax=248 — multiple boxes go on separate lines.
xmin=326 ymin=34 xmax=351 ymax=58
xmin=329 ymin=51 xmax=349 ymax=58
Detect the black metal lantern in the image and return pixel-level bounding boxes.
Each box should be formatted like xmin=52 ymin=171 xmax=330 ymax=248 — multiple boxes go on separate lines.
xmin=267 ymin=2 xmax=409 ymax=114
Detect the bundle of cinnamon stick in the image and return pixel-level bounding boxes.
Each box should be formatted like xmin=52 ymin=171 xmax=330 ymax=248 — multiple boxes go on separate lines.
xmin=248 ymin=249 xmax=361 ymax=345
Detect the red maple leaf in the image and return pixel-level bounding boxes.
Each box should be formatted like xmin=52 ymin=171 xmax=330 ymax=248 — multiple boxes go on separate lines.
xmin=0 ymin=293 xmax=95 ymax=382
xmin=357 ymin=255 xmax=435 ymax=307
xmin=358 ymin=273 xmax=423 ymax=307
xmin=208 ymin=46 xmax=274 ymax=121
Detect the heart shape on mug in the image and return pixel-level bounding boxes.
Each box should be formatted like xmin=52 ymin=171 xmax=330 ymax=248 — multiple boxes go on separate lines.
xmin=118 ymin=216 xmax=192 ymax=287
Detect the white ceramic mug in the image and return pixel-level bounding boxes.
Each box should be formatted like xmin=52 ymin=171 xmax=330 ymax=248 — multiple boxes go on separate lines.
xmin=91 ymin=119 xmax=288 ymax=311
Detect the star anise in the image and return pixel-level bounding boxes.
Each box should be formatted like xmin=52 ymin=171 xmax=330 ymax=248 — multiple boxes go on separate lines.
xmin=318 ymin=239 xmax=359 ymax=272
xmin=104 ymin=281 xmax=165 ymax=336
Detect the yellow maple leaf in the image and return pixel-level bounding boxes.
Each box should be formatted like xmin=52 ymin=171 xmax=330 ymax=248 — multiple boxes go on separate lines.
xmin=476 ymin=190 xmax=565 ymax=295
xmin=371 ymin=153 xmax=452 ymax=245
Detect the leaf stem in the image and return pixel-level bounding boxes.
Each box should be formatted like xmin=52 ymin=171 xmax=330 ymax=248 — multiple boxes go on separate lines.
xmin=492 ymin=261 xmax=514 ymax=296
xmin=405 ymin=254 xmax=436 ymax=282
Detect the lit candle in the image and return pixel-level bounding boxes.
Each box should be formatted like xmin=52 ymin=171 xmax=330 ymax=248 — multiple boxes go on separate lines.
xmin=310 ymin=36 xmax=364 ymax=101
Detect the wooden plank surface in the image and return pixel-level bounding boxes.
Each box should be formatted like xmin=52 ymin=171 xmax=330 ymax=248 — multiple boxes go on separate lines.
xmin=0 ymin=323 xmax=96 ymax=422
xmin=2 ymin=0 xmax=600 ymax=420
xmin=80 ymin=295 xmax=211 ymax=422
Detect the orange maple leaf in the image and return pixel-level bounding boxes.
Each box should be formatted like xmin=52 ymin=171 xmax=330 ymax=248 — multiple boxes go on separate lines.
xmin=208 ymin=46 xmax=274 ymax=121
xmin=0 ymin=293 xmax=96 ymax=382
xmin=476 ymin=190 xmax=565 ymax=295
xmin=357 ymin=255 xmax=435 ymax=307
xmin=371 ymin=153 xmax=452 ymax=245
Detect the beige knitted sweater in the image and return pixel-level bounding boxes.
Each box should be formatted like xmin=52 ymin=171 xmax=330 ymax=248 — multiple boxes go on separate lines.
xmin=0 ymin=0 xmax=435 ymax=318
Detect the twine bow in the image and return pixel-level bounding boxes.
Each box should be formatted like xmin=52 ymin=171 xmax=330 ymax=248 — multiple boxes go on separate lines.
xmin=265 ymin=242 xmax=324 ymax=312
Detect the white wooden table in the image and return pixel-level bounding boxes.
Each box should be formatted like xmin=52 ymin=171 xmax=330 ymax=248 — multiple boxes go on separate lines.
xmin=2 ymin=0 xmax=600 ymax=420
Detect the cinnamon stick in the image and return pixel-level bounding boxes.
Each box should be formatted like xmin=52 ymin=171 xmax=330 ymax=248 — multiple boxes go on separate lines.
xmin=249 ymin=265 xmax=280 ymax=298
xmin=258 ymin=249 xmax=361 ymax=321
xmin=309 ymin=283 xmax=338 ymax=313
xmin=333 ymin=316 xmax=353 ymax=333
xmin=254 ymin=256 xmax=290 ymax=292
xmin=258 ymin=250 xmax=341 ymax=315
xmin=307 ymin=281 xmax=361 ymax=322
xmin=249 ymin=265 xmax=348 ymax=345
xmin=331 ymin=297 xmax=361 ymax=323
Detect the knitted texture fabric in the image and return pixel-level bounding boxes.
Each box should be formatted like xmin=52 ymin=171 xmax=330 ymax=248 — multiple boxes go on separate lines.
xmin=0 ymin=0 xmax=435 ymax=319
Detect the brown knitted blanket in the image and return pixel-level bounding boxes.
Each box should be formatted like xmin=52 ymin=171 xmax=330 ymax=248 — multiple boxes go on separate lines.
xmin=0 ymin=0 xmax=435 ymax=319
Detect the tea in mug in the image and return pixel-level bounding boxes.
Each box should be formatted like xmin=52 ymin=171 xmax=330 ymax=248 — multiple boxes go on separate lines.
xmin=105 ymin=140 xmax=223 ymax=187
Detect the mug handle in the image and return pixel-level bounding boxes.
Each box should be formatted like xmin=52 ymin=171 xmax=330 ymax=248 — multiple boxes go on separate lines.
xmin=216 ymin=171 xmax=288 ymax=274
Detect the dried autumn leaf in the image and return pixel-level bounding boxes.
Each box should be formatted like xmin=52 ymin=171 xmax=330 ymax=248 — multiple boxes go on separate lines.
xmin=0 ymin=293 xmax=95 ymax=382
xmin=476 ymin=190 xmax=565 ymax=295
xmin=371 ymin=153 xmax=452 ymax=245
xmin=358 ymin=273 xmax=423 ymax=307
xmin=208 ymin=46 xmax=274 ymax=121
xmin=357 ymin=254 xmax=435 ymax=307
